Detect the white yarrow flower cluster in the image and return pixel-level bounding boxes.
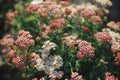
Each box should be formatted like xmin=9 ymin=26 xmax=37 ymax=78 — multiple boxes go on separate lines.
xmin=35 ymin=58 xmax=45 ymax=71
xmin=62 ymin=35 xmax=77 ymax=48
xmin=35 ymin=55 xmax=63 ymax=74
xmin=35 ymin=40 xmax=63 ymax=74
xmin=102 ymin=28 xmax=120 ymax=52
xmin=102 ymin=28 xmax=120 ymax=43
xmin=41 ymin=40 xmax=57 ymax=59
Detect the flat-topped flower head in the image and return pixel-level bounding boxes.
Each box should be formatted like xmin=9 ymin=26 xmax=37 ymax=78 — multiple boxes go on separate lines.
xmin=15 ymin=30 xmax=35 ymax=50
xmin=94 ymin=32 xmax=112 ymax=43
xmin=76 ymin=40 xmax=95 ymax=59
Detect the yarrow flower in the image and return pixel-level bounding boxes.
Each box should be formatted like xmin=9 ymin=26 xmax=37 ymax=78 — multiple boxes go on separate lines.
xmin=105 ymin=72 xmax=119 ymax=80
xmin=49 ymin=18 xmax=67 ymax=31
xmin=12 ymin=56 xmax=27 ymax=70
xmin=49 ymin=70 xmax=64 ymax=79
xmin=35 ymin=57 xmax=45 ymax=71
xmin=30 ymin=53 xmax=40 ymax=68
xmin=90 ymin=15 xmax=102 ymax=24
xmin=62 ymin=35 xmax=77 ymax=49
xmin=32 ymin=77 xmax=46 ymax=80
xmin=71 ymin=72 xmax=83 ymax=80
xmin=94 ymin=31 xmax=112 ymax=43
xmin=94 ymin=0 xmax=112 ymax=6
xmin=76 ymin=40 xmax=95 ymax=59
xmin=0 ymin=34 xmax=14 ymax=47
xmin=5 ymin=11 xmax=18 ymax=24
xmin=102 ymin=28 xmax=120 ymax=52
xmin=111 ymin=42 xmax=120 ymax=53
xmin=6 ymin=50 xmax=16 ymax=59
xmin=35 ymin=55 xmax=63 ymax=74
xmin=41 ymin=40 xmax=57 ymax=59
xmin=114 ymin=52 xmax=120 ymax=66
xmin=15 ymin=30 xmax=35 ymax=50
xmin=107 ymin=21 xmax=120 ymax=30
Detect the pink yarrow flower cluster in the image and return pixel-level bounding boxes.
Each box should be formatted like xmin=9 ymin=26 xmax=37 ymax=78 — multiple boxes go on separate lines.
xmin=5 ymin=11 xmax=18 ymax=24
xmin=12 ymin=56 xmax=27 ymax=70
xmin=0 ymin=34 xmax=14 ymax=47
xmin=76 ymin=40 xmax=95 ymax=59
xmin=105 ymin=72 xmax=119 ymax=80
xmin=6 ymin=50 xmax=16 ymax=59
xmin=114 ymin=52 xmax=120 ymax=66
xmin=71 ymin=72 xmax=83 ymax=80
xmin=40 ymin=18 xmax=67 ymax=38
xmin=49 ymin=18 xmax=67 ymax=31
xmin=15 ymin=30 xmax=35 ymax=50
xmin=32 ymin=77 xmax=46 ymax=80
xmin=94 ymin=31 xmax=112 ymax=43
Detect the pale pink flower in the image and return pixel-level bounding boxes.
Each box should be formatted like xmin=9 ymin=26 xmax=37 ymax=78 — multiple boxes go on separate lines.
xmin=81 ymin=9 xmax=96 ymax=18
xmin=12 ymin=56 xmax=27 ymax=70
xmin=32 ymin=78 xmax=38 ymax=80
xmin=62 ymin=35 xmax=77 ymax=48
xmin=40 ymin=77 xmax=46 ymax=80
xmin=94 ymin=0 xmax=112 ymax=6
xmin=49 ymin=70 xmax=64 ymax=79
xmin=6 ymin=50 xmax=16 ymax=59
xmin=40 ymin=24 xmax=51 ymax=38
xmin=71 ymin=72 xmax=83 ymax=80
xmin=111 ymin=42 xmax=120 ymax=53
xmin=107 ymin=21 xmax=120 ymax=30
xmin=90 ymin=16 xmax=102 ymax=24
xmin=114 ymin=52 xmax=120 ymax=66
xmin=94 ymin=32 xmax=112 ymax=43
xmin=30 ymin=53 xmax=40 ymax=68
xmin=0 ymin=34 xmax=14 ymax=47
xmin=5 ymin=11 xmax=18 ymax=24
xmin=25 ymin=4 xmax=39 ymax=14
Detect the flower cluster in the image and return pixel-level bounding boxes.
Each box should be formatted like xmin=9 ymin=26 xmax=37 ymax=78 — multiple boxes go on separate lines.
xmin=30 ymin=53 xmax=40 ymax=68
xmin=5 ymin=11 xmax=18 ymax=24
xmin=49 ymin=70 xmax=64 ymax=79
xmin=0 ymin=34 xmax=14 ymax=47
xmin=6 ymin=50 xmax=16 ymax=59
xmin=114 ymin=52 xmax=120 ymax=66
xmin=1 ymin=0 xmax=120 ymax=80
xmin=62 ymin=35 xmax=77 ymax=49
xmin=35 ymin=55 xmax=63 ymax=73
xmin=12 ymin=56 xmax=27 ymax=70
xmin=105 ymin=72 xmax=119 ymax=80
xmin=107 ymin=21 xmax=120 ymax=30
xmin=41 ymin=40 xmax=57 ymax=59
xmin=40 ymin=18 xmax=67 ymax=38
xmin=15 ymin=30 xmax=35 ymax=50
xmin=34 ymin=41 xmax=63 ymax=79
xmin=76 ymin=40 xmax=95 ymax=59
xmin=94 ymin=0 xmax=112 ymax=6
xmin=102 ymin=28 xmax=120 ymax=52
xmin=71 ymin=72 xmax=83 ymax=80
xmin=49 ymin=18 xmax=67 ymax=31
xmin=25 ymin=1 xmax=106 ymax=24
xmin=25 ymin=1 xmax=61 ymax=18
xmin=94 ymin=31 xmax=112 ymax=43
